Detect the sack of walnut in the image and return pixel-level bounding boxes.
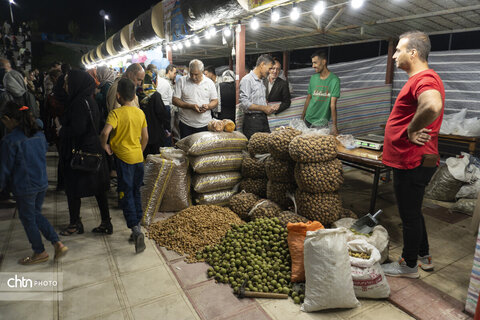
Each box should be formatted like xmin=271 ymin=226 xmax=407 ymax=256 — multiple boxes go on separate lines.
xmin=194 ymin=189 xmax=237 ymax=206
xmin=296 ymin=190 xmax=342 ymax=227
xmin=265 ymin=157 xmax=295 ymax=183
xmin=192 ymin=171 xmax=242 ymax=193
xmin=240 ymin=178 xmax=267 ymax=198
xmin=190 ymin=152 xmax=243 ymax=174
xmin=229 ymin=192 xmax=260 ymax=220
xmin=248 ymin=199 xmax=282 ymax=221
xmin=294 ymin=159 xmax=344 ymax=193
xmin=241 ymin=153 xmax=267 ymax=179
xmin=267 ymin=126 xmax=302 ymax=160
xmin=289 ymin=134 xmax=337 ymax=163
xmin=247 ymin=132 xmax=270 ymax=156
xmin=267 ymin=181 xmax=296 ymax=209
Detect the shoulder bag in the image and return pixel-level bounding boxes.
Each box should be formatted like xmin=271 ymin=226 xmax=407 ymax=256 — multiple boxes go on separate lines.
xmin=70 ymin=99 xmax=103 ymax=172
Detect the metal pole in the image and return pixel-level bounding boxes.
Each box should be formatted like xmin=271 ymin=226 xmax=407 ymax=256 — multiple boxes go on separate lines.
xmin=103 ymin=18 xmax=106 ymax=42
xmin=9 ymin=3 xmax=14 ymax=25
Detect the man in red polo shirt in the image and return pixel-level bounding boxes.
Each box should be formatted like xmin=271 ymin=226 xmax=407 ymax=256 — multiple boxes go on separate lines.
xmin=381 ymin=31 xmax=445 ymax=278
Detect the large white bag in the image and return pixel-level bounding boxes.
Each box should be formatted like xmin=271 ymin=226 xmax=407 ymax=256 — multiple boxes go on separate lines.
xmin=348 ymin=239 xmax=390 ymax=299
xmin=301 ymin=228 xmax=360 ymax=312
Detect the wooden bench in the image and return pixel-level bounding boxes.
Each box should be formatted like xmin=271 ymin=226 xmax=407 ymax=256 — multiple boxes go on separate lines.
xmin=438 ymin=134 xmax=480 ymax=157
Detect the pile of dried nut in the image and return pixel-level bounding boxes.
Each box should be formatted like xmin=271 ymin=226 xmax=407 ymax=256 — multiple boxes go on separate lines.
xmin=147 ymin=205 xmax=243 ymax=262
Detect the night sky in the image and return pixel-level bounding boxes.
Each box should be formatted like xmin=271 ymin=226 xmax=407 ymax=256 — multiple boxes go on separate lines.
xmin=0 ymin=0 xmax=158 ymax=37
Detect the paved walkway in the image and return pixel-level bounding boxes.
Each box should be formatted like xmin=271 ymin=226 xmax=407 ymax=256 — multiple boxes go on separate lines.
xmin=0 ymin=154 xmax=474 ymax=319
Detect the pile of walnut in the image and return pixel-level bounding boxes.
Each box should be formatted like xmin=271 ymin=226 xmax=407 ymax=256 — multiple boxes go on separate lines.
xmin=147 ymin=205 xmax=243 ymax=262
xmin=289 ymin=133 xmax=344 ymax=227
xmin=265 ymin=127 xmax=300 ymax=209
xmin=229 ymin=192 xmax=260 ymax=220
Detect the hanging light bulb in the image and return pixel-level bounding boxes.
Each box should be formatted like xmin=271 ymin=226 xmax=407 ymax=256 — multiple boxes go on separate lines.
xmin=172 ymin=43 xmax=178 ymax=51
xmin=165 ymin=44 xmax=171 ymax=51
xmin=209 ymin=26 xmax=216 ymax=37
xmin=313 ymin=1 xmax=326 ymax=16
xmin=271 ymin=8 xmax=280 ymax=22
xmin=223 ymin=26 xmax=231 ymax=37
xmin=193 ymin=35 xmax=200 ymax=44
xmin=205 ymin=29 xmax=211 ymax=39
xmin=185 ymin=39 xmax=191 ymax=47
xmin=177 ymin=42 xmax=183 ymax=50
xmin=290 ymin=3 xmax=300 ymax=21
xmin=351 ymin=0 xmax=364 ymax=9
xmin=250 ymin=18 xmax=259 ymax=30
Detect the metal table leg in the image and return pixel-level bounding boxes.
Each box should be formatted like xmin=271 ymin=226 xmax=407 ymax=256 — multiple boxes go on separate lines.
xmin=370 ymin=167 xmax=381 ymax=213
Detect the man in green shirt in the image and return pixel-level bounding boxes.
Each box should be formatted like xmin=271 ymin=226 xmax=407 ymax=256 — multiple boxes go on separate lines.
xmin=301 ymin=50 xmax=340 ymax=135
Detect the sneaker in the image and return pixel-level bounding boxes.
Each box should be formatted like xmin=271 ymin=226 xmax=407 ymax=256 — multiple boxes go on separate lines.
xmin=128 ymin=233 xmax=134 ymax=243
xmin=134 ymin=233 xmax=146 ymax=254
xmin=382 ymin=258 xmax=419 ymax=279
xmin=418 ymin=255 xmax=434 ymax=271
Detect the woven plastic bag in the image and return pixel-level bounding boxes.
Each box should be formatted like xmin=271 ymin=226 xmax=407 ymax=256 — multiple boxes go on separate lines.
xmin=302 ymin=228 xmax=360 ymax=312
xmin=190 ymin=152 xmax=243 ymax=174
xmin=425 ymin=165 xmax=463 ymax=202
xmin=334 ymin=218 xmax=389 ymax=264
xmin=192 ymin=171 xmax=242 ymax=193
xmin=176 ymin=131 xmax=247 ymax=156
xmin=287 ymin=221 xmax=324 ymax=282
xmin=141 ymin=155 xmax=174 ymax=226
xmin=348 ymin=239 xmax=390 ymax=299
xmin=195 ymin=189 xmax=237 ymax=206
xmin=158 ymin=148 xmax=192 ymax=212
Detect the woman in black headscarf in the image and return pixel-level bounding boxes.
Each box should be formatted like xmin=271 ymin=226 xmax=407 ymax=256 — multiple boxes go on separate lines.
xmin=59 ymin=69 xmax=112 ymax=235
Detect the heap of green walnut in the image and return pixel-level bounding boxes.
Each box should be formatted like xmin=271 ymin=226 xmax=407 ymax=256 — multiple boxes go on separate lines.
xmin=201 ymin=218 xmax=292 ymax=295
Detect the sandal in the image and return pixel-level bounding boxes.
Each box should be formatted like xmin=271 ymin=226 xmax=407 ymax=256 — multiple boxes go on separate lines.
xmin=54 ymin=244 xmax=68 ymax=261
xmin=18 ymin=253 xmax=49 ymax=265
xmin=92 ymin=221 xmax=113 ymax=235
xmin=60 ymin=221 xmax=84 ymax=236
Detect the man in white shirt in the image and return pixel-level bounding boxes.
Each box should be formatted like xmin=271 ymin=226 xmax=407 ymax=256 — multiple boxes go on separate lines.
xmin=172 ymin=59 xmax=218 ymax=139
xmin=156 ymin=64 xmax=176 ymax=145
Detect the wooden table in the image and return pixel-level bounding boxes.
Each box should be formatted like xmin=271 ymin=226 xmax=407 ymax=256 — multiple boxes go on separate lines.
xmin=438 ymin=134 xmax=480 ymax=157
xmin=336 ymin=145 xmax=388 ymax=213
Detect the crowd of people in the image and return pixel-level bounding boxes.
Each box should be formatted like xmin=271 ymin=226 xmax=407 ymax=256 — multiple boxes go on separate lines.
xmin=1 ymin=20 xmax=32 ymax=72
xmin=0 ymin=31 xmax=446 ymax=279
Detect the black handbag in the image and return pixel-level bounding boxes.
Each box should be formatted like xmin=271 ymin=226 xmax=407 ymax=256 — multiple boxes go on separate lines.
xmin=70 ymin=100 xmax=103 ymax=172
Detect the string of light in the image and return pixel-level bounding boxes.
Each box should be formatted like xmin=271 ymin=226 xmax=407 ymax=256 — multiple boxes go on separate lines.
xmin=85 ymin=0 xmax=366 ymax=68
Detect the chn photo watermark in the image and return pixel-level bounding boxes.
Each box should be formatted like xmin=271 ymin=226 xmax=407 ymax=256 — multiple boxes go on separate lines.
xmin=0 ymin=272 xmax=63 ymax=301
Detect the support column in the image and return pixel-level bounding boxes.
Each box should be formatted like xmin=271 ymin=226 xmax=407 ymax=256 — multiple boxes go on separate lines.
xmin=235 ymin=24 xmax=246 ymax=105
xmin=167 ymin=47 xmax=173 ymax=64
xmin=229 ymin=54 xmax=233 ymax=71
xmin=385 ymin=39 xmax=395 ymax=85
xmin=282 ymin=50 xmax=289 ymax=81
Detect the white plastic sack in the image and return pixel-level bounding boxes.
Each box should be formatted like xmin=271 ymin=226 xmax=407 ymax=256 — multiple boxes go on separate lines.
xmin=348 ymin=239 xmax=390 ymax=299
xmin=333 ymin=218 xmax=389 ymax=264
xmin=456 ymin=180 xmax=480 ymax=199
xmin=302 ymin=228 xmax=360 ymax=312
xmin=336 ymin=134 xmax=357 ymax=149
xmin=440 ymin=109 xmax=480 ymax=137
xmin=446 ymin=153 xmax=480 ymax=183
xmin=425 ymin=165 xmax=464 ymax=202
xmin=452 ymin=198 xmax=476 ymax=216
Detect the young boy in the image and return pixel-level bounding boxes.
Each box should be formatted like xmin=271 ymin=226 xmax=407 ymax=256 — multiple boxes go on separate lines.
xmin=100 ymin=78 xmax=148 ymax=253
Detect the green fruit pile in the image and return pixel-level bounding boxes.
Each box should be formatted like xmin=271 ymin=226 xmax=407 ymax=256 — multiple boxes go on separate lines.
xmin=290 ymin=285 xmax=305 ymax=304
xmin=201 ymin=218 xmax=293 ymax=295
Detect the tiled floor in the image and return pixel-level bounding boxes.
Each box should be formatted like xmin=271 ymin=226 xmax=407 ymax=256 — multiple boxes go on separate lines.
xmin=0 ymin=155 xmax=475 ymax=319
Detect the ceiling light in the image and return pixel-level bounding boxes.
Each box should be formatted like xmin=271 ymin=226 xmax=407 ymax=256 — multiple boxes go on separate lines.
xmin=165 ymin=44 xmax=171 ymax=51
xmin=271 ymin=8 xmax=280 ymax=22
xmin=193 ymin=35 xmax=200 ymax=44
xmin=351 ymin=0 xmax=364 ymax=9
xmin=250 ymin=18 xmax=259 ymax=30
xmin=172 ymin=44 xmax=178 ymax=51
xmin=313 ymin=1 xmax=326 ymax=16
xmin=177 ymin=42 xmax=183 ymax=50
xmin=290 ymin=3 xmax=300 ymax=21
xmin=205 ymin=30 xmax=211 ymax=39
xmin=223 ymin=26 xmax=231 ymax=37
xmin=185 ymin=39 xmax=191 ymax=47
